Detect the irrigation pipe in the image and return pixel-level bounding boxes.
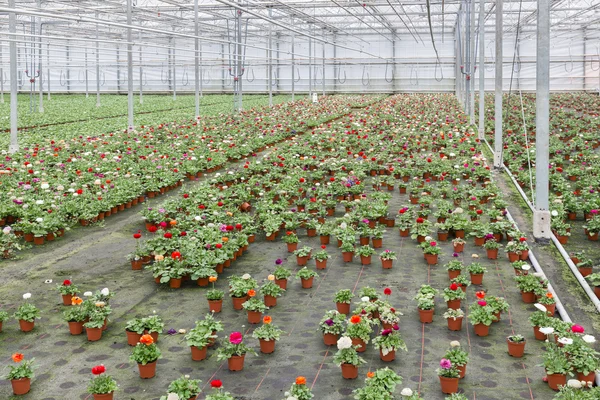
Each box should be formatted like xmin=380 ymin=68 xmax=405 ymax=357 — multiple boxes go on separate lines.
xmin=482 ymin=138 xmax=600 ymax=315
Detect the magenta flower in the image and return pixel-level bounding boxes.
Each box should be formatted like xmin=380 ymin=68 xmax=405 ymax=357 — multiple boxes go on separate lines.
xmin=440 ymin=358 xmax=452 ymax=369
xmin=229 ymin=332 xmax=243 ymax=344
xmin=477 ymin=300 xmax=487 ymax=307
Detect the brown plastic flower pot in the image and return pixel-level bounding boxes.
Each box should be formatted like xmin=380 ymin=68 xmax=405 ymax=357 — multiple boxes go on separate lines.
xmin=227 ymin=354 xmax=245 ymax=371
xmin=190 ymin=345 xmax=208 ymax=361
xmin=11 ymin=378 xmax=31 ymax=395
xmin=507 ymin=339 xmax=526 ymax=358
xmin=323 ymin=333 xmax=338 ymax=346
xmin=259 ymin=339 xmax=276 ymax=354
xmin=341 ymin=363 xmax=358 ymax=379
xmin=137 ymin=361 xmax=157 ymax=379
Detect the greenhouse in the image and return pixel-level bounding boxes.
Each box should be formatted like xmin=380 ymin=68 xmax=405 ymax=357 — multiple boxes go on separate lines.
xmin=1 ymin=1 xmax=600 ymax=399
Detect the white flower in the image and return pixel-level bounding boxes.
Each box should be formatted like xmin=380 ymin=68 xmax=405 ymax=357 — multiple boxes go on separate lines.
xmin=100 ymin=288 xmax=110 ymax=296
xmin=360 ymin=296 xmax=370 ymax=302
xmin=178 ymin=329 xmax=186 ymax=334
xmin=551 ymin=210 xmax=558 ymax=217
xmin=35 ymin=217 xmax=43 ymax=223
xmin=582 ymin=335 xmax=596 ymax=344
xmin=534 ymin=304 xmax=547 ymax=313
xmin=23 ymin=293 xmax=32 ymax=300
xmin=337 ymin=336 xmax=353 ymax=350
xmin=558 ymin=337 xmax=573 ymax=345
xmin=450 ymin=341 xmax=461 ymax=347
xmin=242 ymin=274 xmax=251 ymax=280
xmin=539 ymin=327 xmax=555 ymax=335
xmin=567 ymin=379 xmax=582 ymax=389
xmin=44 ymin=279 xmax=53 ymax=284
xmin=424 ymin=236 xmax=432 ymax=242
xmin=400 ymin=388 xmax=413 ymax=396
xmin=2 ymin=226 xmax=11 ymax=234
xmin=167 ymin=393 xmax=180 ymax=400
xmin=83 ymin=291 xmax=93 ymax=297
xmin=35 ymin=200 xmax=44 ymax=205
xmin=340 ymin=222 xmax=347 ymax=229
xmin=40 ymin=183 xmax=49 ymax=189
xmin=521 ymin=265 xmax=531 ymax=271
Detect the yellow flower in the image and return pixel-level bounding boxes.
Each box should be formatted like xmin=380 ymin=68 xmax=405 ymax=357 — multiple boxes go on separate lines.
xmin=267 ymin=274 xmax=275 ymax=281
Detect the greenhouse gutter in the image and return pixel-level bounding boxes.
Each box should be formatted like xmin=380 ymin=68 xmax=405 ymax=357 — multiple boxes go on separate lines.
xmin=482 ymin=138 xmax=600 ymax=316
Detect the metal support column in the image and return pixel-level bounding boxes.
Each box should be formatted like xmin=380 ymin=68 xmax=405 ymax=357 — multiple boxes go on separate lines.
xmin=116 ymin=46 xmax=121 ymax=93
xmin=308 ymin=23 xmax=312 ymax=97
xmin=47 ymin=43 xmax=51 ymax=100
xmin=291 ymin=16 xmax=295 ymax=101
xmin=235 ymin=5 xmax=243 ymax=111
xmin=84 ymin=47 xmax=89 ymax=98
xmin=322 ymin=29 xmax=325 ymax=96
xmin=95 ymin=12 xmax=100 ymax=106
xmin=9 ymin=0 xmax=18 ymax=153
xmin=333 ymin=37 xmax=337 ymax=93
xmin=392 ymin=30 xmax=397 ymax=93
xmin=465 ymin=0 xmax=471 ymax=117
xmin=66 ymin=43 xmax=70 ymax=92
xmin=38 ymin=21 xmax=44 ymax=111
xmin=194 ymin=0 xmax=200 ymax=118
xmin=533 ymin=0 xmax=551 ymax=240
xmin=493 ymin=0 xmax=503 ymax=168
xmin=126 ymin=0 xmax=134 ymax=130
xmin=268 ymin=7 xmax=272 ymax=106
xmin=221 ymin=40 xmax=225 ymax=92
xmin=470 ymin=0 xmax=476 ymax=122
xmin=276 ymin=33 xmax=280 ymax=92
xmin=478 ymin=0 xmax=485 ymax=139
xmin=0 ymin=42 xmax=4 ymax=103
xmin=139 ymin=31 xmax=143 ymax=104
xmin=172 ymin=35 xmax=176 ymax=101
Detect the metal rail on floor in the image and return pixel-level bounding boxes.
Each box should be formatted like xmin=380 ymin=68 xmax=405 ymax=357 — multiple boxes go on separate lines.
xmin=482 ymin=138 xmax=600 ymax=315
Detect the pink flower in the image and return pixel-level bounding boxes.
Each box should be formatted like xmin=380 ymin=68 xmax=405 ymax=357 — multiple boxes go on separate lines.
xmin=430 ymin=241 xmax=437 ymax=247
xmin=477 ymin=300 xmax=487 ymax=307
xmin=572 ymin=325 xmax=585 ymax=334
xmin=229 ymin=331 xmax=243 ymax=344
xmin=440 ymin=358 xmax=452 ymax=369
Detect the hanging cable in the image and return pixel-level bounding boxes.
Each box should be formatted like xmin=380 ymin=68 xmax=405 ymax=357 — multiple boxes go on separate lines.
xmin=410 ymin=65 xmax=418 ymax=86
xmin=59 ymin=70 xmax=67 ymax=87
xmin=181 ymin=67 xmax=189 ymax=86
xmin=361 ymin=65 xmax=370 ymax=87
xmin=294 ymin=66 xmax=301 ymax=83
xmin=564 ymin=41 xmax=574 ymax=73
xmin=78 ymin=69 xmax=86 ymax=83
xmin=202 ymin=70 xmax=211 ymax=84
xmin=384 ymin=60 xmax=394 ymax=83
xmin=337 ymin=63 xmax=346 ymax=84
xmin=245 ymin=65 xmax=255 ymax=82
xmin=160 ymin=62 xmax=168 ymax=83
xmin=485 ymin=41 xmax=495 ymax=72
xmin=143 ymin=71 xmax=148 ymax=87
xmin=435 ymin=59 xmax=444 ymax=82
xmin=591 ymin=45 xmax=600 ymax=72
xmin=100 ymin=71 xmax=106 ymax=87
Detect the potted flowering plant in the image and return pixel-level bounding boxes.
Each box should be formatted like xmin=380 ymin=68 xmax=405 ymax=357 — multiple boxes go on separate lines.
xmin=443 ymin=309 xmax=464 ymax=331
xmin=444 ymin=342 xmax=469 ymax=379
xmin=87 ymin=365 xmax=118 ymax=400
xmin=542 ymin=344 xmax=572 ymax=390
xmin=63 ymin=297 xmax=87 ymax=335
xmin=7 ymin=353 xmax=35 ymax=395
xmin=353 ymin=367 xmax=403 ymax=399
xmin=467 ymin=262 xmax=487 ymax=285
xmin=515 ymin=274 xmax=543 ymax=303
xmin=160 ymin=375 xmax=201 ymax=400
xmin=283 ymin=376 xmax=313 ymax=400
xmin=437 ymin=358 xmax=460 ymax=394
xmin=314 ymin=245 xmax=331 ymax=269
xmin=420 ymin=240 xmax=441 ymax=265
xmin=13 ymin=293 xmax=40 ymax=332
xmin=242 ymin=296 xmax=268 ymax=324
xmin=0 ymin=310 xmax=9 ymax=332
xmin=583 ymin=215 xmax=600 ymax=240
xmin=358 ymin=286 xmax=379 ymax=301
xmin=252 ymin=316 xmax=283 ymax=354
xmin=340 ymin=241 xmax=355 ymax=262
xmin=333 ymin=336 xmax=366 ymax=379
xmin=445 ymin=260 xmax=464 ymax=280
xmin=452 ymin=237 xmax=466 ymax=253
xmin=372 ymin=328 xmax=407 ymax=362
xmin=320 ymin=310 xmax=346 ymax=345
xmin=450 ymin=275 xmax=471 ymax=292
xmin=379 ymin=249 xmax=396 ymax=269
xmin=185 ymin=323 xmax=217 ymax=361
xmin=379 ymin=305 xmax=402 ymax=330
xmin=282 ymin=231 xmax=299 ymax=252
xmin=356 ymin=245 xmax=375 ymax=265
xmin=585 ymin=273 xmax=600 ymax=298
xmin=511 ymin=260 xmax=531 ymax=276
xmin=56 ymin=279 xmax=78 ymax=306
xmin=205 ymin=380 xmax=234 ymax=400
xmin=228 ymin=274 xmax=257 ymax=310
xmin=486 ymin=296 xmax=510 ymax=321
xmin=206 ymin=276 xmax=224 ymax=313
xmin=467 ymin=302 xmax=497 ymax=336
xmin=507 ymin=334 xmax=526 ymax=358
xmin=483 ymin=237 xmax=502 ymax=259
xmin=346 ymin=314 xmax=373 ymax=352
xmin=216 ymin=331 xmax=257 ymax=371
xmin=130 ymin=334 xmax=161 ymax=378
xmin=293 ymin=246 xmax=313 ymax=266
xmin=569 ymin=342 xmax=600 ymax=384
xmin=273 ymin=262 xmax=291 ymax=289
xmin=443 ymin=283 xmax=466 ymax=310
xmin=334 ymin=289 xmax=353 ymax=315
xmin=295 ymin=267 xmax=318 ymax=289
xmin=261 ymin=276 xmax=285 ymax=307
xmin=414 ymin=285 xmax=438 ymax=323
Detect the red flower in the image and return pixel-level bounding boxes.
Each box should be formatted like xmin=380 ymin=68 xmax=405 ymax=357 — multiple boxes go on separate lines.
xmin=164 ymin=232 xmax=172 ymax=239
xmin=91 ymin=365 xmax=106 ymax=375
xmin=133 ymin=231 xmax=142 ymax=239
xmin=171 ymin=251 xmax=181 ymax=259
xmin=383 ymin=288 xmax=392 ymax=296
xmin=416 ymin=217 xmax=424 ymax=223
xmin=572 ymin=325 xmax=585 ymax=333
xmin=226 ymin=225 xmax=234 ymax=231
xmin=450 ymin=283 xmax=458 ymax=291
xmin=519 ymin=237 xmax=527 ymax=242
xmin=299 ymin=178 xmax=305 ymax=183
xmin=215 ymin=243 xmax=223 ymax=249
xmin=180 ymin=231 xmax=187 ymax=237
xmin=235 ymin=223 xmax=242 ymax=230
xmin=183 ymin=193 xmax=189 ymax=199
xmin=148 ymin=225 xmax=157 ymax=233
xmin=217 ymin=201 xmax=223 ymax=207
xmin=76 ymin=189 xmax=83 ymax=195
xmin=63 ymin=279 xmax=72 ymax=286
xmin=476 ymin=209 xmax=483 ymax=215
xmin=321 ymin=245 xmax=326 ymax=249
xmin=211 ymin=379 xmax=223 ymax=388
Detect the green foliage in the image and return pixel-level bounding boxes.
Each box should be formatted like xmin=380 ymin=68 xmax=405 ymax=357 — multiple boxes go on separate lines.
xmin=13 ymin=303 xmax=40 ymax=322
xmin=261 ymin=281 xmax=285 ymax=297
xmin=467 ymin=304 xmax=497 ymax=326
xmin=295 ymin=267 xmax=318 ymax=280
xmin=6 ymin=359 xmax=35 ymax=380
xmin=160 ymin=376 xmax=201 ymax=400
xmin=252 ymin=322 xmax=284 ymax=341
xmin=130 ymin=343 xmax=161 ymax=365
xmin=319 ymin=310 xmax=346 ymax=335
xmin=87 ymin=375 xmax=118 ymax=395
xmin=334 ymin=289 xmax=353 ymax=304
xmin=242 ymin=297 xmax=268 ymax=313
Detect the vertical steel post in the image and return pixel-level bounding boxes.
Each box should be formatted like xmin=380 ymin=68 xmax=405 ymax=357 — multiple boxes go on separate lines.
xmin=0 ymin=42 xmax=4 ymax=104
xmin=9 ymin=0 xmax=18 ymax=153
xmin=47 ymin=43 xmax=51 ymax=100
xmin=221 ymin=39 xmax=225 ymax=92
xmin=127 ymin=0 xmax=134 ymax=130
xmin=95 ymin=12 xmax=100 ymax=106
xmin=465 ymin=0 xmax=471 ymax=116
xmin=276 ymin=32 xmax=280 ymax=92
xmin=236 ymin=5 xmax=243 ymax=111
xmin=172 ymin=35 xmax=176 ymax=101
xmin=470 ymin=0 xmax=476 ymax=122
xmin=85 ymin=47 xmax=89 ymax=98
xmin=493 ymin=0 xmax=503 ymax=168
xmin=308 ymin=23 xmax=312 ymax=97
xmin=38 ymin=22 xmax=44 ymax=111
xmin=322 ymin=29 xmax=325 ymax=96
xmin=291 ymin=16 xmax=295 ymax=101
xmin=392 ymin=30 xmax=397 ymax=93
xmin=333 ymin=36 xmax=337 ymax=93
xmin=116 ymin=46 xmax=121 ymax=93
xmin=194 ymin=0 xmax=200 ymax=118
xmin=268 ymin=7 xmax=272 ymax=106
xmin=139 ymin=31 xmax=143 ymax=104
xmin=534 ymin=0 xmax=551 ymax=240
xmin=478 ymin=0 xmax=485 ymax=139
xmin=66 ymin=43 xmax=70 ymax=92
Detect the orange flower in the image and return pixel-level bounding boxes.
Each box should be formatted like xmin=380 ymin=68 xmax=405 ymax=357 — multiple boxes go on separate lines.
xmin=139 ymin=334 xmax=154 ymax=345
xmin=71 ymin=296 xmax=83 ymax=305
xmin=169 ymin=220 xmax=177 ymax=226
xmin=350 ymin=315 xmax=361 ymax=324
xmin=475 ymin=291 xmax=486 ymax=299
xmin=247 ymin=289 xmax=256 ymax=297
xmin=263 ymin=316 xmax=272 ymax=324
xmin=367 ymin=371 xmax=375 ymax=378
xmin=295 ymin=376 xmax=307 ymax=385
xmin=12 ymin=353 xmax=24 ymax=363
xmin=546 ymin=292 xmax=553 ymax=299
xmin=209 ymin=276 xmax=218 ymax=283
xmin=222 ymin=237 xmax=229 ymax=243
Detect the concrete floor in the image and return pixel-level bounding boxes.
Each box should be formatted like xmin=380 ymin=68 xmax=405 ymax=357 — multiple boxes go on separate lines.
xmin=0 ymin=110 xmax=587 ymax=400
